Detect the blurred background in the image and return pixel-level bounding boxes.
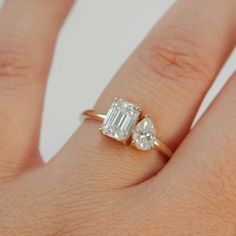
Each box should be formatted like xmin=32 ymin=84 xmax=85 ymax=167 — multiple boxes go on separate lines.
xmin=0 ymin=0 xmax=235 ymax=161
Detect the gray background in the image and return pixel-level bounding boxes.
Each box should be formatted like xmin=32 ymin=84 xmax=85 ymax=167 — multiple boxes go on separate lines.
xmin=0 ymin=0 xmax=235 ymax=161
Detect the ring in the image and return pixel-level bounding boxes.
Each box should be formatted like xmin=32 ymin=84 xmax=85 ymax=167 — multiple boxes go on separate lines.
xmin=83 ymin=98 xmax=173 ymax=158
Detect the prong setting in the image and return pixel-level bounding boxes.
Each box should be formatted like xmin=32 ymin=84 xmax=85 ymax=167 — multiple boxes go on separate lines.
xmin=82 ymin=98 xmax=173 ymax=158
xmin=132 ymin=140 xmax=136 ymax=145
xmin=132 ymin=116 xmax=157 ymax=151
xmin=100 ymin=98 xmax=141 ymax=142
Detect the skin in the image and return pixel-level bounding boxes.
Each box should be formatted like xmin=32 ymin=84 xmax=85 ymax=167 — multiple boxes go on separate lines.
xmin=0 ymin=0 xmax=236 ymax=235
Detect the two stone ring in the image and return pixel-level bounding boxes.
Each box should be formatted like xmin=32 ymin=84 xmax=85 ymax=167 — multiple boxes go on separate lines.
xmin=83 ymin=98 xmax=173 ymax=158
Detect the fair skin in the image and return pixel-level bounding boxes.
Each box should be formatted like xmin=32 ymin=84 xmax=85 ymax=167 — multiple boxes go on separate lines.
xmin=1 ymin=0 xmax=236 ymax=235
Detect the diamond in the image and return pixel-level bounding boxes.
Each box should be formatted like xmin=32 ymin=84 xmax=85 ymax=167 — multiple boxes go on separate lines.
xmin=132 ymin=117 xmax=156 ymax=151
xmin=101 ymin=98 xmax=140 ymax=142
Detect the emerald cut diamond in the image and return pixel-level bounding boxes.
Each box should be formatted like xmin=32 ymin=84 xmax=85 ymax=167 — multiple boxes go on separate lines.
xmin=101 ymin=98 xmax=140 ymax=142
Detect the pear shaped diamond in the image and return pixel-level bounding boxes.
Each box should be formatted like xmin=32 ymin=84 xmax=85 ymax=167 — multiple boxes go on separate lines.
xmin=132 ymin=117 xmax=156 ymax=151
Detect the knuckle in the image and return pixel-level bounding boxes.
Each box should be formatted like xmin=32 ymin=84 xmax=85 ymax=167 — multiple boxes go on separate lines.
xmin=0 ymin=32 xmax=44 ymax=83
xmin=137 ymin=26 xmax=213 ymax=86
xmin=0 ymin=49 xmax=33 ymax=78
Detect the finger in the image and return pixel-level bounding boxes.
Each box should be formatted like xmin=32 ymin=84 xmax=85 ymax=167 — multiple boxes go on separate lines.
xmin=156 ymin=70 xmax=236 ymax=194
xmin=143 ymin=72 xmax=236 ymax=235
xmin=0 ymin=0 xmax=74 ymax=179
xmin=54 ymin=0 xmax=236 ymax=188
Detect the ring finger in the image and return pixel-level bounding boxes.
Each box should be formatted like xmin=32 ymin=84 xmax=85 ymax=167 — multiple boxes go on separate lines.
xmin=53 ymin=0 xmax=236 ymax=188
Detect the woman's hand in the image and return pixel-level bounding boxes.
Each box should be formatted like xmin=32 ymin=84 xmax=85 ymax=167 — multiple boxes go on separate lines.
xmin=1 ymin=0 xmax=236 ymax=235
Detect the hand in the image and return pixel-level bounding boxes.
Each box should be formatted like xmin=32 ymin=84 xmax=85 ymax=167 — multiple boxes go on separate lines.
xmin=1 ymin=0 xmax=236 ymax=235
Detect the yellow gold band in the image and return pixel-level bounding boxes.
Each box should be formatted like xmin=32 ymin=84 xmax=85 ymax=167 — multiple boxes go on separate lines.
xmin=83 ymin=108 xmax=173 ymax=159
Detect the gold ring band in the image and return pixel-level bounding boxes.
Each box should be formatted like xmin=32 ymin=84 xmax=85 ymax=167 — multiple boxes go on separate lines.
xmin=83 ymin=98 xmax=173 ymax=158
